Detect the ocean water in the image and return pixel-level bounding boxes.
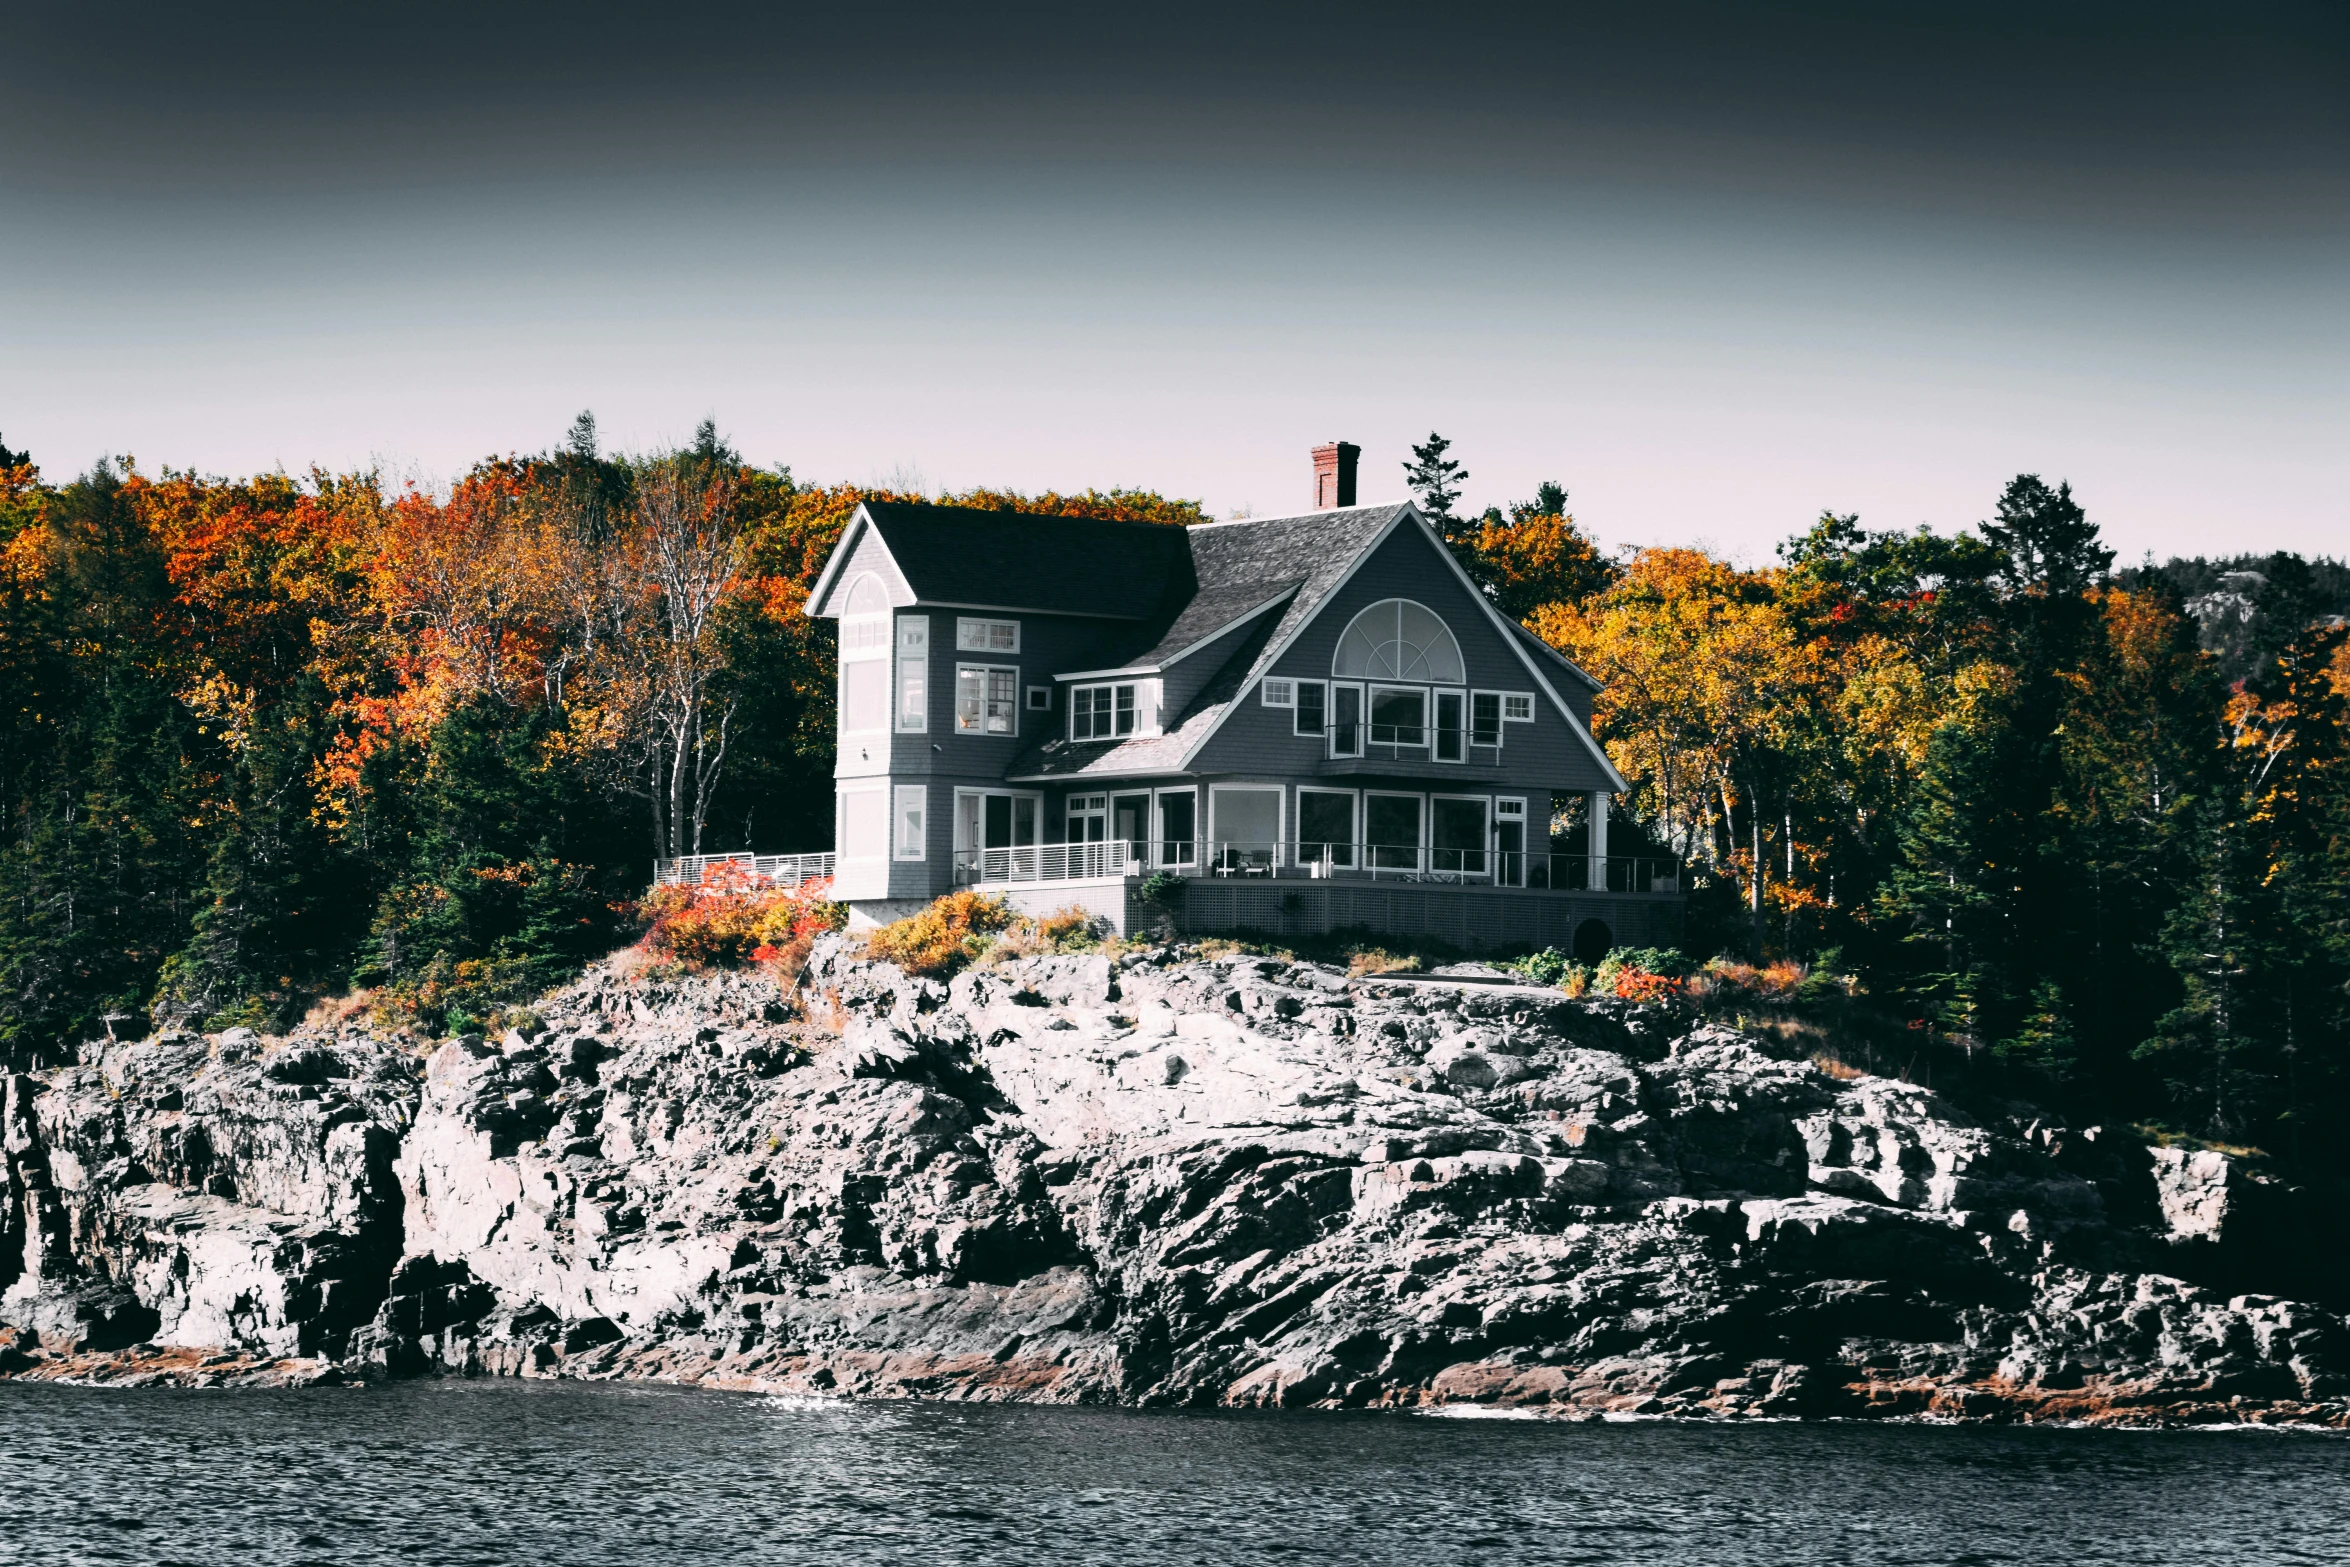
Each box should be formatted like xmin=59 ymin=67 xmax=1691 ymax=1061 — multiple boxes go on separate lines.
xmin=0 ymin=1382 xmax=2343 ymax=1565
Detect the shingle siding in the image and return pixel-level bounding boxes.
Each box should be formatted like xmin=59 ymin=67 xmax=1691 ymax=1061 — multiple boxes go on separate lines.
xmin=1191 ymin=519 xmax=1614 ymax=796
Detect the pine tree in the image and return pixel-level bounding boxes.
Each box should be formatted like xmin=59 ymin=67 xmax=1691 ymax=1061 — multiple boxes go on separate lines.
xmin=1403 ymin=432 xmax=1467 ymax=526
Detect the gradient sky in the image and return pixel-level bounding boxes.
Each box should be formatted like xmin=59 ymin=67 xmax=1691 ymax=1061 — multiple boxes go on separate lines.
xmin=4 ymin=2 xmax=2344 ymax=561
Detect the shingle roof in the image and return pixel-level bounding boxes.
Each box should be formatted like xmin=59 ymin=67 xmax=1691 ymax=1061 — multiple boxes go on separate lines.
xmin=1090 ymin=579 xmax=1302 ymax=673
xmin=1004 ymin=506 xmax=1411 ymax=779
xmin=855 ymin=501 xmax=1193 ymax=621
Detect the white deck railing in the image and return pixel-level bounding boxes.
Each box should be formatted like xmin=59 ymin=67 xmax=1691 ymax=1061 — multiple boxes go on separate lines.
xmin=652 ymin=851 xmax=836 ymax=889
xmin=951 ymin=839 xmax=1680 ymax=893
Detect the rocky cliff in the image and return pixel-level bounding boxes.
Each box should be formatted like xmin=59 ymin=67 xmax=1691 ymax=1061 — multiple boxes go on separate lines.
xmin=4 ymin=939 xmax=2345 ymax=1424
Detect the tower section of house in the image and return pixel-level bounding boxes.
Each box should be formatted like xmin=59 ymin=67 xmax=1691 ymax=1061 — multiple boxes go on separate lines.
xmin=802 ymin=501 xmax=1194 ymax=920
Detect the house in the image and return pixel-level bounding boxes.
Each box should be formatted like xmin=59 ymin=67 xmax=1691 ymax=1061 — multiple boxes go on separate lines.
xmin=685 ymin=444 xmax=1681 ymax=955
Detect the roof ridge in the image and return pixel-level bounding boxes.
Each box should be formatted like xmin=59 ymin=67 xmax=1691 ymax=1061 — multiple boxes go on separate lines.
xmin=863 ymin=498 xmax=1196 ymax=532
xmin=1190 ymin=502 xmax=1406 ymax=532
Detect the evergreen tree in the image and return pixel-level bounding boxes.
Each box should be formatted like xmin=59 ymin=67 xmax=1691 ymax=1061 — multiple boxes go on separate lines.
xmin=1403 ymin=432 xmax=1467 ymax=526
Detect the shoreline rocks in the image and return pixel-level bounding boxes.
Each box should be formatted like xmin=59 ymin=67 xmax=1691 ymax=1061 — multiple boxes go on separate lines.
xmin=4 ymin=938 xmax=2346 ymax=1426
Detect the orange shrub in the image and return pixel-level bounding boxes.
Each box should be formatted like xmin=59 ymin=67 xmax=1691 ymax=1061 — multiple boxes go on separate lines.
xmin=862 ymin=890 xmax=1014 ymax=977
xmin=639 ymin=866 xmax=845 ymax=972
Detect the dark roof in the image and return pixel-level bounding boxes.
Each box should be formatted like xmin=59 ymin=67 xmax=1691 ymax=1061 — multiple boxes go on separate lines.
xmin=853 ymin=501 xmax=1191 ymax=620
xmin=1087 ymin=579 xmax=1302 ymax=673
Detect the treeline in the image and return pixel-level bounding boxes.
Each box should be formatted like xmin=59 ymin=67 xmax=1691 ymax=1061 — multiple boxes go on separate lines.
xmin=0 ymin=417 xmax=1201 ymax=1047
xmin=1425 ymin=460 xmax=2350 ymax=1172
xmin=5 ymin=421 xmax=2348 ymax=1175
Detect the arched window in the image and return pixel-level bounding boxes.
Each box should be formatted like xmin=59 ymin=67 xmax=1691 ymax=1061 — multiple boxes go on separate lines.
xmin=843 ymin=572 xmax=890 ymax=615
xmin=1331 ymin=598 xmax=1464 ymax=683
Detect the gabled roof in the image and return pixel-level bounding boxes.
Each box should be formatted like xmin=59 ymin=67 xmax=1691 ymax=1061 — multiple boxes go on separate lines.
xmin=808 ymin=501 xmax=1192 ymax=621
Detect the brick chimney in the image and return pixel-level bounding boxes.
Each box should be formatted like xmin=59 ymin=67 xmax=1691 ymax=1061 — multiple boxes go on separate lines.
xmin=1311 ymin=441 xmax=1360 ymax=509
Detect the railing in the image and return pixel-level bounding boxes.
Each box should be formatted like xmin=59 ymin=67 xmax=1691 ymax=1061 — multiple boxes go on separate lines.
xmin=953 ymin=840 xmax=1142 ymax=885
xmin=652 ymin=851 xmax=836 ymax=889
xmin=953 ymin=838 xmax=1680 ymax=892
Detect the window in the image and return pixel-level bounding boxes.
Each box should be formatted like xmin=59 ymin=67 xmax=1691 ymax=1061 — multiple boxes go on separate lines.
xmin=1431 ymin=795 xmax=1488 ymax=877
xmin=1208 ymin=786 xmax=1281 ymax=873
xmin=840 ymin=788 xmax=887 ymax=861
xmin=956 ymin=617 xmax=1020 ymax=654
xmin=1071 ymin=683 xmax=1137 ymax=741
xmin=1434 ymin=690 xmax=1466 ymax=762
xmin=1502 ymin=692 xmax=1536 ymax=722
xmin=1368 ymin=685 xmax=1427 ymax=747
xmin=1155 ymin=790 xmax=1197 ymax=868
xmin=955 ymin=665 xmax=1018 ymax=735
xmin=1329 ymin=683 xmax=1363 ymax=757
xmin=1294 ymin=680 xmax=1326 ymax=737
xmin=895 ymin=617 xmax=928 ymax=732
xmin=841 ymin=659 xmax=888 ymax=734
xmin=1261 ymin=678 xmax=1295 ymax=707
xmin=1297 ymin=788 xmax=1355 ymax=869
xmin=1471 ymin=691 xmax=1502 ymax=748
xmin=1364 ymin=792 xmax=1423 ymax=872
xmin=1025 ymin=685 xmax=1052 ymax=712
xmin=841 ymin=573 xmax=892 ymax=653
xmin=893 ymin=785 xmax=926 ymax=860
xmin=1332 ymin=599 xmax=1465 ymax=683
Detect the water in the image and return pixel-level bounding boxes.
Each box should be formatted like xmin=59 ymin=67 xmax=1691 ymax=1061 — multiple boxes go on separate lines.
xmin=0 ymin=1382 xmax=2343 ymax=1565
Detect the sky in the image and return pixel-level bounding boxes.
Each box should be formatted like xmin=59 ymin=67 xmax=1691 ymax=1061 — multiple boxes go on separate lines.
xmin=4 ymin=2 xmax=2345 ymax=562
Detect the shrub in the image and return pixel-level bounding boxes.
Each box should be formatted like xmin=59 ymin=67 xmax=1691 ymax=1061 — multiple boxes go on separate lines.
xmin=1347 ymin=947 xmax=1423 ymax=977
xmin=863 ymin=890 xmax=1015 ymax=977
xmin=638 ymin=867 xmax=846 ymax=978
xmin=983 ymin=905 xmax=1109 ymax=964
xmin=1510 ymin=946 xmax=1592 ymax=995
xmin=1136 ymin=872 xmax=1186 ymax=908
xmin=1595 ymin=945 xmax=1689 ymax=1003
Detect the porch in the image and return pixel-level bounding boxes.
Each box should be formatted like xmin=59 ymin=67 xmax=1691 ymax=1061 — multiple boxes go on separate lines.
xmin=951 ymin=841 xmax=1680 ymax=894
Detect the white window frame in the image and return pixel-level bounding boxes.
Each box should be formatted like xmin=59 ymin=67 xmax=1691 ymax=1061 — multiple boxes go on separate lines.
xmin=892 ymin=784 xmax=927 ymax=861
xmin=953 ymin=787 xmax=1045 ymax=880
xmin=955 ymin=663 xmax=1020 ymax=736
xmin=1069 ymin=682 xmax=1138 ymax=742
xmin=1024 ymin=684 xmax=1052 ymax=713
xmin=1260 ymin=677 xmax=1295 ymax=708
xmin=1362 ymin=789 xmax=1426 ymax=875
xmin=1501 ymin=691 xmax=1537 ymax=723
xmin=1294 ymin=786 xmax=1358 ymax=870
xmin=1470 ymin=689 xmax=1505 ymax=750
xmin=1293 ymin=679 xmax=1327 ymax=738
xmin=1328 ymin=681 xmax=1364 ymax=759
xmin=1494 ymin=795 xmax=1528 ymax=886
xmin=1429 ymin=792 xmax=1492 ymax=880
xmin=839 ymin=572 xmax=893 ymax=657
xmin=1367 ymin=683 xmax=1430 ymax=749
xmin=1208 ymin=783 xmax=1285 ymax=872
xmin=1152 ymin=786 xmax=1199 ymax=870
xmin=839 ymin=656 xmax=891 ymax=736
xmin=955 ymin=617 xmax=1021 ymax=654
xmin=1432 ymin=687 xmax=1468 ymax=764
xmin=895 ymin=615 xmax=929 ymax=733
xmin=837 ymin=785 xmax=889 ymax=863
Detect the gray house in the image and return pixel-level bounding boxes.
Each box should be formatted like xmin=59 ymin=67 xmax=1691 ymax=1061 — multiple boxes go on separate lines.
xmin=693 ymin=448 xmax=1681 ymax=953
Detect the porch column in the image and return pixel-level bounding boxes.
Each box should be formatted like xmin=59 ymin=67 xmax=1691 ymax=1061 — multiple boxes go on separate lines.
xmin=1587 ymin=791 xmax=1609 ymax=891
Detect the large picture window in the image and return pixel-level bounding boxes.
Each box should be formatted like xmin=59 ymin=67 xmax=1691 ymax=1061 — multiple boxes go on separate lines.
xmin=1071 ymin=682 xmax=1137 ymax=741
xmin=1364 ymin=792 xmax=1422 ymax=872
xmin=841 ymin=659 xmax=888 ymax=734
xmin=955 ymin=665 xmax=1018 ymax=735
xmin=1297 ymin=788 xmax=1356 ymax=869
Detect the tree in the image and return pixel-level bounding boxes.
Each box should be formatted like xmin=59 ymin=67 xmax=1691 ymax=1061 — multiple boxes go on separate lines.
xmin=633 ymin=446 xmax=749 ymax=859
xmin=1403 ymin=432 xmax=1467 ymax=525
xmin=1983 ymin=474 xmax=2112 ymax=598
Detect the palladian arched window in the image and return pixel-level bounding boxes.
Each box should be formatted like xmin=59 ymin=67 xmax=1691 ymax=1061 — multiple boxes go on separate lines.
xmin=1331 ymin=598 xmax=1465 ymax=683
